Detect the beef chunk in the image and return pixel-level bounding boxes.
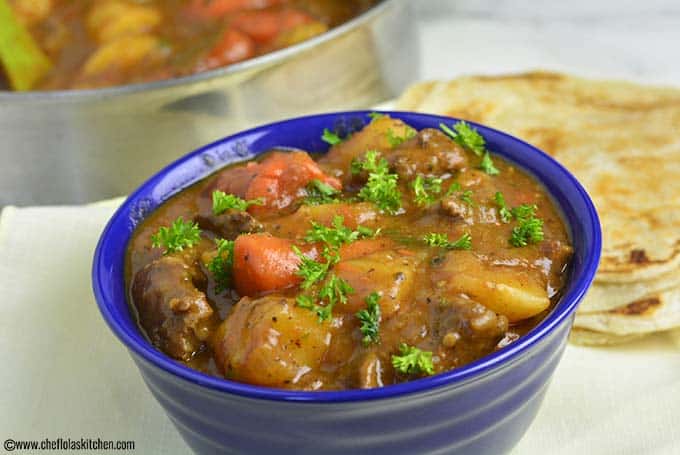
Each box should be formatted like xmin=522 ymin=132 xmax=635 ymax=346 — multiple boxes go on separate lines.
xmin=195 ymin=209 xmax=263 ymax=239
xmin=433 ymin=294 xmax=509 ymax=365
xmin=132 ymin=256 xmax=215 ymax=361
xmin=440 ymin=196 xmax=473 ymax=222
xmin=387 ymin=128 xmax=469 ymax=179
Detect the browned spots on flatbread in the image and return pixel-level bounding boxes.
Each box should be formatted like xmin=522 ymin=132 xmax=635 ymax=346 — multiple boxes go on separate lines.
xmin=630 ymin=249 xmax=650 ymax=264
xmin=610 ymin=297 xmax=661 ymax=315
xmin=519 ymin=127 xmax=565 ymax=156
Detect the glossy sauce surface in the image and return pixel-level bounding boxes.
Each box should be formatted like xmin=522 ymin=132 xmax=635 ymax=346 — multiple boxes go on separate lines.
xmin=126 ymin=115 xmax=573 ymax=390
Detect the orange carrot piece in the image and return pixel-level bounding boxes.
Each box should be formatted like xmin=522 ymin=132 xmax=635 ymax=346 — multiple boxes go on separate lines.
xmin=230 ymin=8 xmax=313 ymax=44
xmin=244 ymin=152 xmax=341 ymax=216
xmin=232 ymin=233 xmax=302 ymax=296
xmin=200 ymin=28 xmax=255 ymax=70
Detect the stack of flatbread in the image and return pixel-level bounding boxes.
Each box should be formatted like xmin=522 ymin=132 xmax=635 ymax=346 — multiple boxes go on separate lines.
xmin=395 ymin=72 xmax=680 ymax=345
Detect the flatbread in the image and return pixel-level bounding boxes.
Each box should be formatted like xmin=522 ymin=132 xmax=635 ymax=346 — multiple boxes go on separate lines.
xmin=573 ymin=287 xmax=680 ymax=335
xmin=396 ymin=72 xmax=680 ymax=284
xmin=569 ymin=328 xmax=648 ymax=346
xmin=578 ymin=267 xmax=680 ymax=314
xmin=394 ymin=81 xmax=438 ymax=111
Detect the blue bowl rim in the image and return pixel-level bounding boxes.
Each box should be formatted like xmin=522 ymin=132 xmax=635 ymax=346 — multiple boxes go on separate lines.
xmin=92 ymin=110 xmax=601 ymax=403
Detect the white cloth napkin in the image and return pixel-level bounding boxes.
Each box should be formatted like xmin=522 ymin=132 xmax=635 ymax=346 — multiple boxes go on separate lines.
xmin=1 ymin=201 xmax=678 ymax=455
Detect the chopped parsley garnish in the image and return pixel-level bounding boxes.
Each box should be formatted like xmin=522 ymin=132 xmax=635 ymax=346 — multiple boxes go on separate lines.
xmin=439 ymin=121 xmax=500 ymax=176
xmin=293 ymin=218 xmax=369 ymax=322
xmin=445 ymin=181 xmax=462 ymax=196
xmin=440 ymin=121 xmax=485 ymax=156
xmin=292 ymin=245 xmax=331 ymax=290
xmin=511 ymin=204 xmax=538 ymax=220
xmin=494 ymin=192 xmax=512 ymax=223
xmin=391 ymin=343 xmax=434 ymax=376
xmin=304 ymin=179 xmax=341 ymax=206
xmin=480 ymin=152 xmax=500 ymax=175
xmin=412 ymin=175 xmax=443 ymax=206
xmin=296 ymin=295 xmax=334 ymax=322
xmin=356 ymin=292 xmax=381 ymax=346
xmin=295 ymin=271 xmax=354 ymax=323
xmin=386 ymin=126 xmax=417 ymax=147
xmin=207 ymin=239 xmax=235 ymax=293
xmin=459 ymin=190 xmax=475 ymax=206
xmin=442 ymin=181 xmax=473 ymax=205
xmin=509 ymin=205 xmax=544 ymax=247
xmin=319 ymin=273 xmax=353 ymax=307
xmin=212 ymin=190 xmax=263 ymax=215
xmin=321 ymin=128 xmax=343 ymax=146
xmin=304 ymin=216 xmax=375 ymax=248
xmin=351 ymin=149 xmax=384 ymax=175
xmin=351 ymin=150 xmax=402 ymax=214
xmin=151 ymin=216 xmax=201 ymax=255
xmin=423 ymin=232 xmax=472 ymax=250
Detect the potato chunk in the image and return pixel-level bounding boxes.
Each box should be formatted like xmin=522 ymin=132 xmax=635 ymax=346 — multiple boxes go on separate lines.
xmin=333 ymin=250 xmax=418 ymax=318
xmin=431 ymin=250 xmax=549 ymax=322
xmin=264 ymin=202 xmax=379 ymax=239
xmin=80 ymin=34 xmax=161 ymax=77
xmin=214 ymin=296 xmax=331 ymax=388
xmin=87 ymin=0 xmax=161 ymax=43
xmin=319 ymin=115 xmax=415 ymax=181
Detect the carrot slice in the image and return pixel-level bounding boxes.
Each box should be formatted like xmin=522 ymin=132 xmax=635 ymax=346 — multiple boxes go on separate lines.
xmin=210 ymin=151 xmax=341 ymax=217
xmin=230 ymin=8 xmax=313 ymax=44
xmin=187 ymin=0 xmax=283 ymax=20
xmin=199 ymin=28 xmax=255 ymax=70
xmin=232 ymin=233 xmax=320 ymax=296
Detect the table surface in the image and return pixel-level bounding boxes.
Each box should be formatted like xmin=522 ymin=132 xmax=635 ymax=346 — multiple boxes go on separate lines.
xmin=2 ymin=1 xmax=680 ymax=454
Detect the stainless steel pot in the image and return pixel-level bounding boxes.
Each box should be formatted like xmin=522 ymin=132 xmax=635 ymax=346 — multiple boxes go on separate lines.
xmin=0 ymin=0 xmax=417 ymax=206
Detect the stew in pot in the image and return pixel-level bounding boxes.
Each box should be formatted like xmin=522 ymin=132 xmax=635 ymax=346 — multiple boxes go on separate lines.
xmin=1 ymin=0 xmax=377 ymax=90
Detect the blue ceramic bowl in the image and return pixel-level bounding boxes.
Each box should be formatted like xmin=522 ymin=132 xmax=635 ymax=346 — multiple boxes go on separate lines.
xmin=92 ymin=111 xmax=601 ymax=454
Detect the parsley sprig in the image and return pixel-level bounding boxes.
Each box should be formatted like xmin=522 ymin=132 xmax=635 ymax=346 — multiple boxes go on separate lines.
xmin=356 ymin=292 xmax=381 ymax=346
xmin=321 ymin=128 xmax=343 ymax=146
xmin=351 ymin=150 xmax=402 ymax=214
xmin=412 ymin=175 xmax=443 ymax=206
xmin=459 ymin=189 xmax=475 ymax=206
xmin=294 ymin=216 xmax=376 ymax=321
xmin=386 ymin=126 xmax=417 ymax=148
xmin=212 ymin=190 xmax=263 ymax=215
xmin=493 ymin=192 xmax=545 ymax=246
xmin=480 ymin=151 xmax=500 ymax=175
xmin=494 ymin=191 xmax=513 ymax=223
xmin=443 ymin=182 xmax=474 ymax=206
xmin=509 ymin=204 xmax=544 ymax=247
xmin=304 ymin=215 xmax=376 ymax=247
xmin=207 ymin=239 xmax=235 ymax=293
xmin=423 ymin=232 xmax=472 ymax=250
xmin=151 ymin=216 xmax=201 ymax=255
xmin=439 ymin=121 xmax=500 ymax=176
xmin=392 ymin=343 xmax=434 ymax=376
xmin=292 ymin=245 xmax=330 ymax=290
xmin=304 ymin=179 xmax=341 ymax=206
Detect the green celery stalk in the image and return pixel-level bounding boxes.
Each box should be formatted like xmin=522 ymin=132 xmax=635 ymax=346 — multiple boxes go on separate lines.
xmin=0 ymin=0 xmax=52 ymax=91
